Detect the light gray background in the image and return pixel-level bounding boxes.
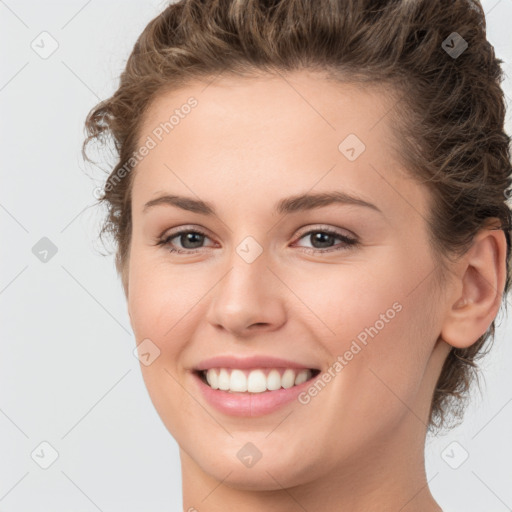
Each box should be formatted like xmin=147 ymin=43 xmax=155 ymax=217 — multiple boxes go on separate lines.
xmin=1 ymin=1 xmax=511 ymax=510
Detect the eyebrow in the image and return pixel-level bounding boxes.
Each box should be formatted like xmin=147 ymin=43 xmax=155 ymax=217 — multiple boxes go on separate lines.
xmin=142 ymin=191 xmax=382 ymax=216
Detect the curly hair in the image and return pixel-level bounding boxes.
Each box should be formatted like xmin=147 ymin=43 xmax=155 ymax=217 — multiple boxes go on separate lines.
xmin=82 ymin=0 xmax=512 ymax=434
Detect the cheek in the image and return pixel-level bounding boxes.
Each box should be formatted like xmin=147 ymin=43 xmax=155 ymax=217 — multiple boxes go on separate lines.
xmin=127 ymin=247 xmax=202 ymax=342
xmin=127 ymin=254 xmax=204 ymax=436
xmin=309 ymin=254 xmax=439 ymax=416
xmin=291 ymin=254 xmax=410 ymax=346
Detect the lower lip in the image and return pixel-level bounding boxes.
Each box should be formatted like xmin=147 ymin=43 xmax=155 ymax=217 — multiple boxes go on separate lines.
xmin=192 ymin=371 xmax=317 ymax=417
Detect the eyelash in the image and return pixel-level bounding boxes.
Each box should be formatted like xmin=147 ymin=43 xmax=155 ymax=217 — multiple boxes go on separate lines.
xmin=155 ymin=226 xmax=359 ymax=255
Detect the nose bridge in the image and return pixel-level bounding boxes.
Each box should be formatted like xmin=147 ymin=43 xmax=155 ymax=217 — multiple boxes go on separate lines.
xmin=220 ymin=235 xmax=270 ymax=304
xmin=205 ymin=233 xmax=286 ymax=334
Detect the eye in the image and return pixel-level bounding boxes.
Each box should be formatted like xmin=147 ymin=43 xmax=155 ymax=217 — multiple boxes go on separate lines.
xmin=156 ymin=227 xmax=215 ymax=254
xmin=293 ymin=227 xmax=358 ymax=253
xmin=156 ymin=225 xmax=359 ymax=255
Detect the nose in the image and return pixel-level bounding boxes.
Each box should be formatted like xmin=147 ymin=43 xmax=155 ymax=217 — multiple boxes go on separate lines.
xmin=205 ymin=251 xmax=287 ymax=338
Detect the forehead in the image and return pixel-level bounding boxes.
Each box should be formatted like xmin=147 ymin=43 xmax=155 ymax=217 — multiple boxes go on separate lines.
xmin=131 ymin=70 xmax=428 ymax=223
xmin=138 ymin=70 xmax=399 ymax=150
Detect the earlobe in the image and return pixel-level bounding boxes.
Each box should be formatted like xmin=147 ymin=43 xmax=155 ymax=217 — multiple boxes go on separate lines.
xmin=440 ymin=225 xmax=507 ymax=349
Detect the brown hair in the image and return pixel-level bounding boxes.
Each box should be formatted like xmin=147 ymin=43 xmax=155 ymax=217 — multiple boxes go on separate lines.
xmin=83 ymin=0 xmax=512 ymax=433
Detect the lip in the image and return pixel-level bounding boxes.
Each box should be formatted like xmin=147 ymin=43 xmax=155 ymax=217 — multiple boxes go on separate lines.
xmin=191 ymin=369 xmax=320 ymax=417
xmin=193 ymin=354 xmax=320 ymax=371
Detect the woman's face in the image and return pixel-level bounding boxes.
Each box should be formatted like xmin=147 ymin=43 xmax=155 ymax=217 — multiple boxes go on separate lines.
xmin=127 ymin=71 xmax=452 ymax=490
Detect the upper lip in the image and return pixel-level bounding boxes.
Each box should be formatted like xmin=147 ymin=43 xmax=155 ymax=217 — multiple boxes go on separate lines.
xmin=193 ymin=355 xmax=320 ymax=372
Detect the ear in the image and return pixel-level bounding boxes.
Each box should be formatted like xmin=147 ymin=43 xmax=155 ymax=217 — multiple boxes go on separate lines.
xmin=440 ymin=223 xmax=508 ymax=349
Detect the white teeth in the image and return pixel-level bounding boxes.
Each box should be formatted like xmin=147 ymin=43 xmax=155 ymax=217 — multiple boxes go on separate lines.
xmin=294 ymin=369 xmax=309 ymax=385
xmin=206 ymin=368 xmax=219 ymax=389
xmin=266 ymin=369 xmax=281 ymax=391
xmin=281 ymin=368 xmax=295 ymax=389
xmin=247 ymin=370 xmax=267 ymax=393
xmin=230 ymin=369 xmax=247 ymax=392
xmin=217 ymin=368 xmax=230 ymax=391
xmin=204 ymin=368 xmax=313 ymax=393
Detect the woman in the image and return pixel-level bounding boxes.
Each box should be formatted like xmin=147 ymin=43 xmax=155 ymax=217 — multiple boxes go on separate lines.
xmin=83 ymin=0 xmax=511 ymax=510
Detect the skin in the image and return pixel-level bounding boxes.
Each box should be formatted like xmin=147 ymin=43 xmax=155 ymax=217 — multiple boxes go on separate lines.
xmin=124 ymin=70 xmax=507 ymax=511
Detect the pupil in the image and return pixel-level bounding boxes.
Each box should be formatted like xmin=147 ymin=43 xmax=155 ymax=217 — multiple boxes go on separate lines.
xmin=312 ymin=232 xmax=334 ymax=248
xmin=182 ymin=233 xmax=203 ymax=249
